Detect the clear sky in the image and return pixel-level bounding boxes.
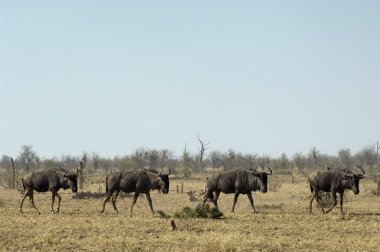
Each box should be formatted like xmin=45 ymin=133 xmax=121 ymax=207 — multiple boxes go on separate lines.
xmin=1 ymin=1 xmax=379 ymax=159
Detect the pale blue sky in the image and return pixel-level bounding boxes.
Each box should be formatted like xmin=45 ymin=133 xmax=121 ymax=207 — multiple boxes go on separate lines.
xmin=1 ymin=1 xmax=379 ymax=158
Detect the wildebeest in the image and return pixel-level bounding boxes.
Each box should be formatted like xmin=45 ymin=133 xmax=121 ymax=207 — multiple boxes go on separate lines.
xmin=100 ymin=168 xmax=171 ymax=214
xmin=308 ymin=166 xmax=365 ymax=216
xmin=203 ymin=167 xmax=272 ymax=213
xmin=20 ymin=168 xmax=79 ymax=214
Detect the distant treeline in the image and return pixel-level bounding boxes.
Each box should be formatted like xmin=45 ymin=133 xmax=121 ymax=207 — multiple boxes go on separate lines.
xmin=1 ymin=143 xmax=379 ymax=178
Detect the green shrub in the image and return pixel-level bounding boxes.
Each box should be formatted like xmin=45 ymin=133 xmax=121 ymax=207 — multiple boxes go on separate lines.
xmin=174 ymin=204 xmax=223 ymax=219
xmin=156 ymin=210 xmax=171 ymax=218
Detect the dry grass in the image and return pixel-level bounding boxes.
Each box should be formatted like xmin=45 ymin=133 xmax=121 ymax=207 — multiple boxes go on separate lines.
xmin=0 ymin=175 xmax=379 ymax=251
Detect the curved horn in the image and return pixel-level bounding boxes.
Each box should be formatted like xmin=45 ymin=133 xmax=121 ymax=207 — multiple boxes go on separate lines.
xmin=158 ymin=169 xmax=163 ymax=176
xmin=356 ymin=166 xmax=365 ymax=176
xmin=76 ymin=167 xmax=79 ymax=175
xmin=167 ymin=169 xmax=171 ymax=175
xmin=266 ymin=167 xmax=273 ymax=175
xmin=63 ymin=170 xmax=69 ymax=177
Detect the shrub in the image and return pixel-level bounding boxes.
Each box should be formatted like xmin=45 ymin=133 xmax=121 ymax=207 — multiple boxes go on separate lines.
xmin=156 ymin=210 xmax=171 ymax=218
xmin=174 ymin=204 xmax=224 ymax=219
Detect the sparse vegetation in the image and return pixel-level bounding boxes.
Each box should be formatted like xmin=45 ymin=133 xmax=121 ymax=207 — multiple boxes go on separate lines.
xmin=0 ymin=143 xmax=379 ymax=250
xmin=0 ymin=174 xmax=379 ymax=251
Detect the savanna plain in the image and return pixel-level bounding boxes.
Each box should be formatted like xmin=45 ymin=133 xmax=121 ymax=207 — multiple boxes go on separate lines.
xmin=0 ymin=174 xmax=379 ymax=251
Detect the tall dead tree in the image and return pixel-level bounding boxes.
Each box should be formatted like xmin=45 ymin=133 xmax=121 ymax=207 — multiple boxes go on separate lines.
xmin=10 ymin=157 xmax=15 ymax=189
xmin=197 ymin=134 xmax=210 ymax=172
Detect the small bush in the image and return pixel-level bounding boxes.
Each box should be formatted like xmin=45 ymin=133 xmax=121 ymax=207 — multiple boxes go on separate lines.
xmin=174 ymin=204 xmax=224 ymax=219
xmin=156 ymin=210 xmax=171 ymax=218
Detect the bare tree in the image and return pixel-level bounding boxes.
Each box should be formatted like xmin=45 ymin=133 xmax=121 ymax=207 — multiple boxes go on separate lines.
xmin=197 ymin=134 xmax=210 ymax=172
xmin=308 ymin=146 xmax=320 ymax=169
xmin=209 ymin=151 xmax=223 ymax=169
xmin=292 ymin=152 xmax=306 ymax=170
xmin=222 ymin=149 xmax=236 ymax=171
xmin=131 ymin=149 xmax=145 ymax=169
xmin=277 ymin=153 xmax=289 ymax=171
xmin=338 ymin=148 xmax=353 ymax=169
xmin=356 ymin=142 xmax=380 ymax=174
xmin=79 ymin=152 xmax=87 ymax=190
xmin=148 ymin=150 xmax=159 ymax=170
xmin=257 ymin=155 xmax=270 ymax=169
xmin=180 ymin=145 xmax=192 ymax=177
xmin=18 ymin=145 xmax=39 ymax=172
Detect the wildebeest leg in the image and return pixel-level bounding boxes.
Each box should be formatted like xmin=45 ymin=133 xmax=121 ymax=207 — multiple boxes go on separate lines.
xmin=325 ymin=191 xmax=337 ymax=213
xmin=231 ymin=191 xmax=240 ymax=213
xmin=339 ymin=193 xmax=344 ymax=216
xmin=309 ymin=194 xmax=315 ymax=214
xmin=145 ymin=192 xmax=154 ymax=214
xmin=247 ymin=192 xmax=256 ymax=213
xmin=213 ymin=191 xmax=221 ymax=207
xmin=51 ymin=192 xmax=56 ymax=213
xmin=314 ymin=191 xmax=325 ymax=214
xmin=100 ymin=190 xmax=114 ymax=213
xmin=111 ymin=190 xmax=120 ymax=214
xmin=29 ymin=190 xmax=40 ymax=214
xmin=20 ymin=191 xmax=29 ymax=213
xmin=130 ymin=192 xmax=140 ymax=212
xmin=203 ymin=190 xmax=213 ymax=206
xmin=56 ymin=192 xmax=62 ymax=213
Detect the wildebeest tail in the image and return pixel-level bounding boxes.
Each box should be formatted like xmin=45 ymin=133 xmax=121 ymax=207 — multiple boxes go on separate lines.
xmin=22 ymin=178 xmax=25 ymax=191
xmin=307 ymin=177 xmax=314 ymax=193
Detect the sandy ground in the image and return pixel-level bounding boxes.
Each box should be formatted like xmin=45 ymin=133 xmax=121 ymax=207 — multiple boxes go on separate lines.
xmin=0 ymin=175 xmax=379 ymax=251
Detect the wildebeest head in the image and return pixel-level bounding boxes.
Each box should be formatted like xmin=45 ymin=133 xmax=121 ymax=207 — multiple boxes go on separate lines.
xmin=63 ymin=168 xmax=79 ymax=193
xmin=157 ymin=169 xmax=171 ymax=194
xmin=342 ymin=166 xmax=365 ymax=194
xmin=251 ymin=167 xmax=272 ymax=193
